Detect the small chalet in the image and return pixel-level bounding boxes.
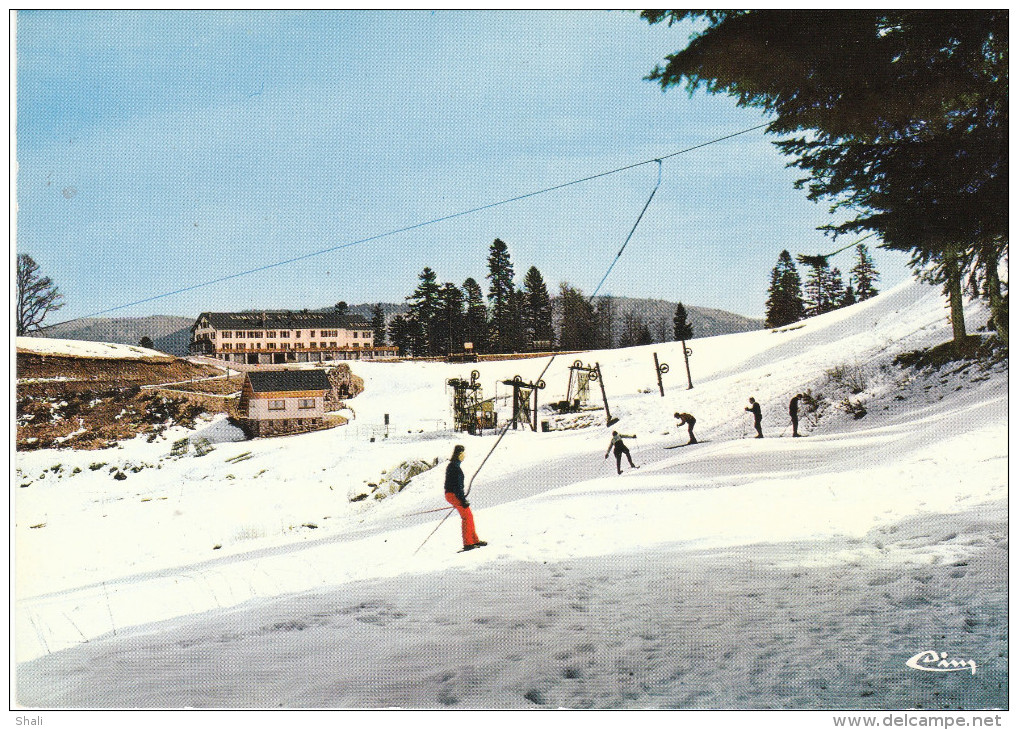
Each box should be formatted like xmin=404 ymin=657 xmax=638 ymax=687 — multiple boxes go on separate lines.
xmin=238 ymin=369 xmax=333 ymax=438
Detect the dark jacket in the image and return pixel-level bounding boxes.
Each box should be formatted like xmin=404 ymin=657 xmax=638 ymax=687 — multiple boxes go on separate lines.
xmin=789 ymin=396 xmax=801 ymax=418
xmin=445 ymin=459 xmax=467 ymax=503
xmin=746 ymin=402 xmax=762 ymax=421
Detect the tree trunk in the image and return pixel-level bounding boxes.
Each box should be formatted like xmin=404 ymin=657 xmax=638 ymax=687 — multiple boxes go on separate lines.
xmin=943 ymin=253 xmax=967 ymax=346
xmin=981 ymin=243 xmax=1008 ymax=348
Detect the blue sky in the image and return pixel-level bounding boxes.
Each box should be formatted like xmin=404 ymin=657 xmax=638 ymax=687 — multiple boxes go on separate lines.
xmin=15 ymin=10 xmax=911 ymax=325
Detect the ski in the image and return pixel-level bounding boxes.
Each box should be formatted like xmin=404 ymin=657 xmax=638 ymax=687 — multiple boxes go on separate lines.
xmin=664 ymin=440 xmax=709 ymax=449
xmin=457 ymin=543 xmax=488 ymax=553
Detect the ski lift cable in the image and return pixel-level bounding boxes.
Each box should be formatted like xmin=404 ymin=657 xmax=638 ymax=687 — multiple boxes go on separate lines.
xmin=37 ymin=124 xmax=769 ymax=333
xmin=464 ymin=160 xmax=663 ymax=499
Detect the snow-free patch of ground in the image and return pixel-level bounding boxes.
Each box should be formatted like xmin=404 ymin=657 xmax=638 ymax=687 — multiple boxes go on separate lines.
xmin=13 ymin=279 xmax=1008 ymax=709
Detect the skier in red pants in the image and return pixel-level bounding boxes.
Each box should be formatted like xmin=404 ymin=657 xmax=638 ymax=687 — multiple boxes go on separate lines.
xmin=445 ymin=444 xmax=486 ymax=551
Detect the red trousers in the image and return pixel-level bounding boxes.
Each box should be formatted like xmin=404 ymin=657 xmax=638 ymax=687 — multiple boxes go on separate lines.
xmin=445 ymin=492 xmax=480 ymax=547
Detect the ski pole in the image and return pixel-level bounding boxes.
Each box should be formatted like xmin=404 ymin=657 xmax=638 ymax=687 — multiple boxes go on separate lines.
xmin=403 ymin=506 xmax=455 ymax=518
xmin=413 ymin=509 xmax=454 ymax=556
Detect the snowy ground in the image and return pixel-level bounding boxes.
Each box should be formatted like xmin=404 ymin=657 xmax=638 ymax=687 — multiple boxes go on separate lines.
xmin=16 ymin=337 xmax=171 ymax=360
xmin=12 ymin=279 xmax=1008 ymax=709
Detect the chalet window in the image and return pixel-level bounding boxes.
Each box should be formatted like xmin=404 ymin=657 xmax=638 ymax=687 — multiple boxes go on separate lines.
xmin=319 ymin=342 xmax=326 ymax=348
xmin=268 ymin=400 xmax=286 ymax=411
xmin=352 ymin=343 xmax=359 ymax=349
xmin=294 ymin=331 xmax=301 ymax=337
xmin=298 ymin=398 xmax=315 ymax=409
xmin=237 ymin=344 xmax=247 ymax=351
xmin=295 ymin=343 xmax=304 ymax=349
xmin=330 ymin=341 xmax=338 ymax=348
xmin=266 ymin=331 xmax=277 ymax=338
xmin=221 ymin=331 xmax=232 ymax=338
xmin=222 ymin=344 xmax=232 ymax=351
xmin=267 ymin=343 xmax=277 ymax=350
xmin=250 ymin=331 xmax=263 ymax=338
xmin=279 ymin=331 xmax=289 ymax=338
xmin=308 ymin=331 xmax=316 ymax=337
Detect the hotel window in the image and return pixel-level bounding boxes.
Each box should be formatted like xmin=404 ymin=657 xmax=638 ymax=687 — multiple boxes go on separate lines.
xmin=295 ymin=343 xmax=304 ymax=349
xmin=298 ymin=398 xmax=315 ymax=410
xmin=266 ymin=331 xmax=277 ymax=338
xmin=267 ymin=343 xmax=277 ymax=350
xmin=319 ymin=342 xmax=327 ymax=348
xmin=279 ymin=331 xmax=289 ymax=338
xmin=268 ymin=400 xmax=286 ymax=411
xmin=221 ymin=331 xmax=232 ymax=338
xmin=222 ymin=344 xmax=232 ymax=351
xmin=308 ymin=330 xmax=315 ymax=337
xmin=330 ymin=341 xmax=338 ymax=348
xmin=237 ymin=344 xmax=247 ymax=351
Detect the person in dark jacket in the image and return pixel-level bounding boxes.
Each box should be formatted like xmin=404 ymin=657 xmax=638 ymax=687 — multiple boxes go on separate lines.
xmin=673 ymin=412 xmax=697 ymax=444
xmin=605 ymin=431 xmax=639 ymax=474
xmin=444 ymin=444 xmax=486 ymax=550
xmin=789 ymin=394 xmax=804 ymax=437
xmin=745 ymin=397 xmax=763 ymax=438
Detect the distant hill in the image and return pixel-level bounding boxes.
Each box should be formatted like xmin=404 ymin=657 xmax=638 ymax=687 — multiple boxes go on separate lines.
xmin=27 ymin=298 xmax=761 ymax=357
xmin=590 ymin=296 xmax=763 ymax=343
xmin=33 ymin=316 xmax=196 ymax=357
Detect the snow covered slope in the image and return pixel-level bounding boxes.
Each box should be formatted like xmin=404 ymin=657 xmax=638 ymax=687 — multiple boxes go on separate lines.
xmin=16 ymin=336 xmax=173 ymax=360
xmin=13 ymin=279 xmax=1008 ymax=709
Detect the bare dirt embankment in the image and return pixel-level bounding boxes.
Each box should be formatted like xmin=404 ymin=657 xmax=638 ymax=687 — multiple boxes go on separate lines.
xmin=16 ymin=353 xmax=367 ymax=451
xmin=16 ymin=353 xmax=228 ymax=451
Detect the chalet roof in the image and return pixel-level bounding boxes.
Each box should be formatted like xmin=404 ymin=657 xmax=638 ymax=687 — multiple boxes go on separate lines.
xmin=246 ymin=369 xmax=332 ymax=394
xmin=193 ymin=311 xmax=371 ymax=332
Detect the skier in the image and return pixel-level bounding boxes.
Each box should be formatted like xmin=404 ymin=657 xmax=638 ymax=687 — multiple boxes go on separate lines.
xmin=605 ymin=431 xmax=639 ymax=474
xmin=789 ymin=393 xmax=804 ymax=437
xmin=745 ymin=397 xmax=763 ymax=438
xmin=673 ymin=412 xmax=698 ymax=444
xmin=444 ymin=445 xmax=486 ymax=551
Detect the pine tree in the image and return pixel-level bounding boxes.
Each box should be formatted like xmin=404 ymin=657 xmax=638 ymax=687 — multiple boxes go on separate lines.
xmin=851 ymin=242 xmax=880 ymax=301
xmin=765 ymin=250 xmax=805 ymax=327
xmin=506 ymin=287 xmax=525 ymax=353
xmin=559 ymin=283 xmax=598 ymax=351
xmin=434 ymin=283 xmax=465 ymax=356
xmin=842 ymin=284 xmax=857 ymax=308
xmin=673 ymin=302 xmax=694 ymax=341
xmin=798 ymin=255 xmax=842 ymax=318
xmin=619 ymin=312 xmax=653 ymax=348
xmin=593 ymin=295 xmax=616 ymax=349
xmin=406 ymin=267 xmax=441 ymax=356
xmin=523 ymin=266 xmax=554 ymax=351
xmin=826 ymin=266 xmax=846 ymax=312
xmin=642 ymin=10 xmax=1006 ymax=347
xmin=486 ymin=239 xmax=516 ymax=353
xmin=462 ymin=278 xmax=488 ymax=354
xmin=387 ymin=315 xmax=414 ymax=357
xmin=370 ymin=304 xmax=387 ymax=346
